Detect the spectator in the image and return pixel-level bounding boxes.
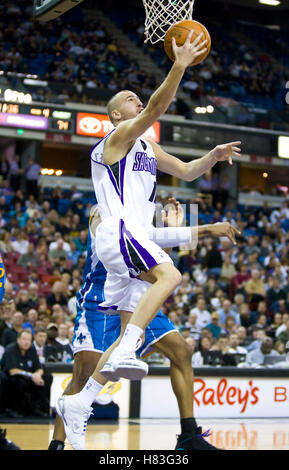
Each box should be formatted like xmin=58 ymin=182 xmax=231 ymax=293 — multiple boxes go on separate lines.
xmin=274 ymin=340 xmax=286 ymax=355
xmin=201 ymin=240 xmax=223 ymax=278
xmin=277 ymin=320 xmax=289 ymax=344
xmin=24 ymin=157 xmax=41 ymax=200
xmin=33 ymin=328 xmax=48 ymax=364
xmin=0 ymin=299 xmax=14 ymax=345
xmin=1 ymin=329 xmax=53 ymax=417
xmin=246 ymin=329 xmax=267 ymax=352
xmin=228 ymin=333 xmax=248 ymax=354
xmin=190 ymin=297 xmax=212 ymax=330
xmin=244 ymin=269 xmax=266 ymax=303
xmin=266 ymin=312 xmax=283 ymax=338
xmin=11 ymin=230 xmax=29 ymax=255
xmin=247 ymin=313 xmax=268 ymax=337
xmin=17 ymin=242 xmax=40 ymax=267
xmin=43 ymin=323 xmax=64 ymax=362
xmin=247 ymin=337 xmax=281 ymax=366
xmin=191 ymin=336 xmax=213 ymax=366
xmin=1 ymin=312 xmax=24 ymax=347
xmin=224 ymin=315 xmax=238 ymax=335
xmin=220 ymin=253 xmax=237 ymax=284
xmin=46 ymin=281 xmax=68 ymax=307
xmin=49 ymin=233 xmax=70 ymax=253
xmin=9 ymin=155 xmax=23 ymax=193
xmin=22 ymin=308 xmax=38 ymax=335
xmin=205 ymin=312 xmax=222 ymax=339
xmin=275 ymin=313 xmax=289 ymax=337
xmin=266 ymin=277 xmax=287 ymax=312
xmin=184 ymin=313 xmax=202 ymax=341
xmin=217 ymin=299 xmax=240 ymax=327
xmin=210 ymin=333 xmax=231 ymax=354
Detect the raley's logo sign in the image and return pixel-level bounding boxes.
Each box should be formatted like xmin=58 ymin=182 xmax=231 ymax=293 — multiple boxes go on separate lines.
xmin=194 ymin=379 xmax=259 ymax=414
xmin=76 ymin=113 xmax=160 ymax=142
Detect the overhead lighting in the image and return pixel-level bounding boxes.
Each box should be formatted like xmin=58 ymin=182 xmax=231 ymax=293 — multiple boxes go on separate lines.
xmin=259 ymin=0 xmax=281 ymax=6
xmin=278 ymin=136 xmax=289 ymax=159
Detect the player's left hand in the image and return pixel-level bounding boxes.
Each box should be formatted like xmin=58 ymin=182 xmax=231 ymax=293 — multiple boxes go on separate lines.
xmin=212 ymin=141 xmax=241 ymax=165
xmin=162 ymin=197 xmax=184 ymax=227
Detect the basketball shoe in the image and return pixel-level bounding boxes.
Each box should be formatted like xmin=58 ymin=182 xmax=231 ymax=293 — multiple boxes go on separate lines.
xmin=100 ymin=347 xmax=149 ymax=381
xmin=175 ymin=427 xmax=220 ymax=450
xmin=0 ymin=427 xmax=20 ymax=450
xmin=55 ymin=395 xmax=93 ymax=450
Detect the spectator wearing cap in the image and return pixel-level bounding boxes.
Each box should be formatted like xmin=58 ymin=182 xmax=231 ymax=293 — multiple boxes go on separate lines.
xmin=205 ymin=312 xmax=222 ymax=339
xmin=1 ymin=329 xmax=53 ymax=417
xmin=43 ymin=323 xmax=64 ymax=362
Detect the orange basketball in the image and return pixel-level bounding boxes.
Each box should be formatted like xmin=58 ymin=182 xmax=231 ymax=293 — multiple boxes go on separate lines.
xmin=164 ymin=19 xmax=211 ymax=66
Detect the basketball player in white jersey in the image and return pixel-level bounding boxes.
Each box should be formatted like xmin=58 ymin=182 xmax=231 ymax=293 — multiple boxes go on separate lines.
xmin=56 ymin=31 xmax=241 ymax=449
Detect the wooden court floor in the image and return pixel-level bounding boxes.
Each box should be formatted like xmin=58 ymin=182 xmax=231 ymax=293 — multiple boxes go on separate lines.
xmin=1 ymin=418 xmax=289 ymax=450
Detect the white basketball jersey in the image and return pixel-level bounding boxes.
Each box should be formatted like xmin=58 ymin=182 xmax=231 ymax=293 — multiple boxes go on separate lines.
xmin=90 ymin=129 xmax=157 ymax=231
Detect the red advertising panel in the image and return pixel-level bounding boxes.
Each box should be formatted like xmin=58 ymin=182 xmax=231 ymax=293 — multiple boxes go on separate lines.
xmin=76 ymin=113 xmax=160 ymax=142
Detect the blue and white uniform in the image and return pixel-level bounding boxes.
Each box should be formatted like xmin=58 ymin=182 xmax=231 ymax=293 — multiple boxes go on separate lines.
xmin=72 ymin=230 xmax=177 ymax=357
xmin=90 ymin=130 xmax=174 ymax=313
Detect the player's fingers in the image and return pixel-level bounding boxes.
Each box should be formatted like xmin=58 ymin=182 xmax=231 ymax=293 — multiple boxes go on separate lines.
xmin=193 ymin=48 xmax=208 ymax=57
xmin=191 ymin=32 xmax=203 ymax=46
xmin=225 ymin=141 xmax=242 ymax=147
xmin=185 ymin=29 xmax=196 ymax=45
xmin=194 ymin=38 xmax=208 ymax=51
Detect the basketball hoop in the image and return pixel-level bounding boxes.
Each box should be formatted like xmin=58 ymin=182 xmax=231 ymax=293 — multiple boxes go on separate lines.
xmin=142 ymin=0 xmax=195 ymax=44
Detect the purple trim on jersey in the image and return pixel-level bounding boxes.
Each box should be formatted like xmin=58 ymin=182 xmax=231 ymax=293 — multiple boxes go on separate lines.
xmin=89 ymin=129 xmax=116 ymax=160
xmin=98 ymin=305 xmax=118 ymax=311
xmin=129 ymin=236 xmax=158 ymax=271
xmin=119 ymin=156 xmax=127 ymax=204
xmin=119 ymin=219 xmax=138 ymax=278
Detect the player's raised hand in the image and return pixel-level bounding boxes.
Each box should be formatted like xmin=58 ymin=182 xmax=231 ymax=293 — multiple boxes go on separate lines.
xmin=172 ymin=31 xmax=208 ymax=68
xmin=161 ymin=197 xmax=184 ymax=227
xmin=212 ymin=141 xmax=242 ymax=165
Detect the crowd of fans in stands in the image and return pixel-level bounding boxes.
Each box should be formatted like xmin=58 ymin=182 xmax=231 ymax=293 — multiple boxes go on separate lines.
xmin=0 ymin=0 xmax=288 ymax=122
xmin=0 ymin=157 xmax=288 ymax=379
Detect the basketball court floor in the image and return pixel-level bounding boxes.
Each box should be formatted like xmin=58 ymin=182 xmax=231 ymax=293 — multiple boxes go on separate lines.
xmin=2 ymin=418 xmax=289 ymax=450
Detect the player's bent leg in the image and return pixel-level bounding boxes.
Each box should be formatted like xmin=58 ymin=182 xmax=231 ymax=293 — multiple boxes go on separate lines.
xmin=50 ymin=351 xmax=102 ymax=448
xmin=154 ymin=332 xmax=220 ymax=450
xmin=132 ymin=262 xmax=182 ymax=330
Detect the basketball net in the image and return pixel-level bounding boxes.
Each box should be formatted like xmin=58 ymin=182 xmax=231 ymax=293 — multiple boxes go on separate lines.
xmin=142 ymin=0 xmax=195 ymax=44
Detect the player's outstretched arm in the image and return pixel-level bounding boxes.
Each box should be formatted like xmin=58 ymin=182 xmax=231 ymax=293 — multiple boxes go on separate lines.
xmin=149 ymin=140 xmax=241 ymax=181
xmin=110 ymin=31 xmax=207 ymax=146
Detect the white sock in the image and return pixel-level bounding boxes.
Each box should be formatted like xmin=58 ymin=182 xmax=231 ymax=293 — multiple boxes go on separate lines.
xmin=118 ymin=324 xmax=143 ymax=352
xmin=78 ymin=377 xmax=103 ymax=407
